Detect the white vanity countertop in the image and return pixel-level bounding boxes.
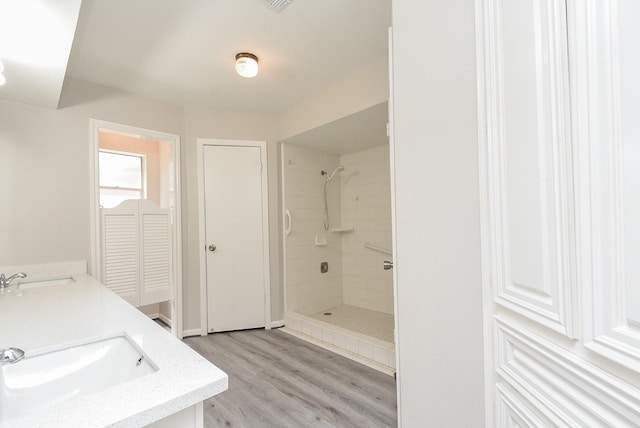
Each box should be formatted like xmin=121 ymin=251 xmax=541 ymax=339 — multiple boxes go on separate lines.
xmin=0 ymin=274 xmax=228 ymax=427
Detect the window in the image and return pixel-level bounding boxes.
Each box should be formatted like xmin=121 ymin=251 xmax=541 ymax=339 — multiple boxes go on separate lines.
xmin=99 ymin=150 xmax=146 ymax=208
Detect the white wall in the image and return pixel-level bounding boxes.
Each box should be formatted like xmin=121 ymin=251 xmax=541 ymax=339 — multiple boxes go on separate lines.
xmin=282 ymin=144 xmax=343 ymax=315
xmin=277 ymin=57 xmax=389 ymax=142
xmin=391 ymin=0 xmax=485 ymax=426
xmin=0 ymin=78 xmax=184 ymax=266
xmin=0 ymin=49 xmax=388 ymax=336
xmin=340 ymin=144 xmax=393 ymax=314
xmin=0 ymin=78 xmax=282 ymax=334
xmin=182 ymin=107 xmax=280 ymax=331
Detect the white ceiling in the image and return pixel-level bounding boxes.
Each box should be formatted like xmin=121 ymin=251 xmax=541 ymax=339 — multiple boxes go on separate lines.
xmin=66 ymin=0 xmax=391 ymax=113
xmin=281 ymin=102 xmax=388 ymax=155
xmin=0 ymin=0 xmax=391 ymax=152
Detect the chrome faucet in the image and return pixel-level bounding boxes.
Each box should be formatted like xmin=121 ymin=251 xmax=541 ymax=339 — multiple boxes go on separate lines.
xmin=0 ymin=272 xmax=27 ymax=288
xmin=0 ymin=347 xmax=25 ymax=364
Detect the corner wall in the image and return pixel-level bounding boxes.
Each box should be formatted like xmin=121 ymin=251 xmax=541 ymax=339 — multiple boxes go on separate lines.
xmin=340 ymin=144 xmax=393 ymax=314
xmin=277 ymin=57 xmax=389 ymax=142
xmin=391 ymin=0 xmax=485 ymax=425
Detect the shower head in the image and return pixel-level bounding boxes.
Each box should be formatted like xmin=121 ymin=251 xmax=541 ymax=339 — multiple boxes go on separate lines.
xmin=326 ymin=166 xmax=344 ymax=182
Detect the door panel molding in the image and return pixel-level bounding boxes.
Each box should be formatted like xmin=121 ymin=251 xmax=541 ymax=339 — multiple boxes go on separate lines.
xmin=479 ymin=0 xmax=577 ymax=338
xmin=569 ymin=0 xmax=640 ymax=372
xmin=496 ymin=317 xmax=640 ymax=426
xmin=478 ymin=0 xmax=640 ymax=425
xmin=496 ymin=383 xmax=555 ymax=427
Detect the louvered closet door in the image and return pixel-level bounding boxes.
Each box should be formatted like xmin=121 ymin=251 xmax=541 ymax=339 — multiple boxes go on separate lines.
xmin=102 ymin=200 xmax=140 ymax=306
xmin=477 ymin=0 xmax=640 ymax=425
xmin=101 ymin=200 xmax=172 ymax=307
xmin=139 ymin=200 xmax=172 ymax=306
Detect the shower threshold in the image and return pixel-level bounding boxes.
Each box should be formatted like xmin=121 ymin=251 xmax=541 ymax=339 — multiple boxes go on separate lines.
xmin=282 ymin=305 xmax=395 ymax=375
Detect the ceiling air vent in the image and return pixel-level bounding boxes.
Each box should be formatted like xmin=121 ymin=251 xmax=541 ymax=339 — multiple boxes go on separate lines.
xmin=264 ymin=0 xmax=293 ymax=12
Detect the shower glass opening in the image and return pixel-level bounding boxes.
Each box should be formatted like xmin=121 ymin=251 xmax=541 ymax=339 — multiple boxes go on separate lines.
xmin=280 ymin=102 xmax=394 ymax=374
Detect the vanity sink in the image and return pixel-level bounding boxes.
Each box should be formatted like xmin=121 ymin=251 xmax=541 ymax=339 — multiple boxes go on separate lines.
xmin=18 ymin=277 xmax=75 ymax=289
xmin=0 ymin=334 xmax=157 ymax=423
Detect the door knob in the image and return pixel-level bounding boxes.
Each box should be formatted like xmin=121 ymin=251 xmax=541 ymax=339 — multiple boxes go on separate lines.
xmin=208 ymin=244 xmax=217 ymax=252
xmin=383 ymin=260 xmax=393 ymax=270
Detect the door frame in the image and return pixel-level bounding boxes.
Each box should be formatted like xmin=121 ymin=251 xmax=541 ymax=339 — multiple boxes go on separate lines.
xmin=196 ymin=138 xmax=271 ymax=336
xmin=89 ymin=118 xmax=183 ymax=338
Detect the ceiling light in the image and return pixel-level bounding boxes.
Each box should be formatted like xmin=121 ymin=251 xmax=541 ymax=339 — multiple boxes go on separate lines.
xmin=263 ymin=0 xmax=293 ymax=12
xmin=235 ymin=53 xmax=259 ymax=78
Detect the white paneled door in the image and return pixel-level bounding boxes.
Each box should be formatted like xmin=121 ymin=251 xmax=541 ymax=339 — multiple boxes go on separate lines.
xmin=477 ymin=0 xmax=640 ymax=425
xmin=202 ymin=143 xmax=269 ymax=333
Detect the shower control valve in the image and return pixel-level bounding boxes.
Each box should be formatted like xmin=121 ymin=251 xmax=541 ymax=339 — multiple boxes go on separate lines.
xmin=320 ymin=262 xmax=328 ymax=273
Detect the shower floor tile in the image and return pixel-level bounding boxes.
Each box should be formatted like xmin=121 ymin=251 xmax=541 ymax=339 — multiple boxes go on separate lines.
xmin=310 ymin=304 xmax=395 ymax=344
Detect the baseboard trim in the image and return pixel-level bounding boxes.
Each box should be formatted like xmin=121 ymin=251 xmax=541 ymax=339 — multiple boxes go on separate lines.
xmin=158 ymin=313 xmax=172 ymax=327
xmin=182 ymin=329 xmax=202 ymax=338
xmin=271 ymin=319 xmax=285 ymax=329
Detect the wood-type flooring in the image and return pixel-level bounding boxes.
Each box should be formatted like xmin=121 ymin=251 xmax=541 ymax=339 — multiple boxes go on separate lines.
xmin=184 ymin=328 xmax=397 ymax=427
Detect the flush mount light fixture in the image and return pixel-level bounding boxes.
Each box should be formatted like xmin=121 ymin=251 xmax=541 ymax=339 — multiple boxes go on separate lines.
xmin=235 ymin=53 xmax=259 ymax=78
xmin=263 ymin=0 xmax=293 ymax=12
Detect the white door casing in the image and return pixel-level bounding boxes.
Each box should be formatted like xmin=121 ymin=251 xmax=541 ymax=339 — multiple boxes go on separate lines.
xmin=477 ymin=0 xmax=640 ymax=426
xmin=197 ymin=139 xmax=271 ymax=334
xmin=89 ymin=119 xmax=183 ymax=339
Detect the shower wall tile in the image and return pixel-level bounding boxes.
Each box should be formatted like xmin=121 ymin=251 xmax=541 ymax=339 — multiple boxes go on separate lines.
xmin=373 ymin=345 xmax=389 ymax=365
xmin=345 ymin=335 xmax=359 ymax=353
xmin=321 ymin=328 xmax=334 ymax=344
xmin=283 ymin=144 xmax=343 ymax=315
xmin=283 ymin=143 xmax=394 ymax=317
xmin=311 ymin=323 xmax=323 ymax=340
xmin=340 ymin=145 xmax=394 ymax=314
xmin=333 ymin=331 xmax=347 ymax=349
xmin=283 ymin=313 xmax=396 ymax=373
xmin=358 ymin=340 xmax=374 ymax=360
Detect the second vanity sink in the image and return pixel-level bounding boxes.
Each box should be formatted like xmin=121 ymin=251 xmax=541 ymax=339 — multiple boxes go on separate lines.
xmin=0 ymin=334 xmax=157 ymax=423
xmin=18 ymin=277 xmax=75 ymax=289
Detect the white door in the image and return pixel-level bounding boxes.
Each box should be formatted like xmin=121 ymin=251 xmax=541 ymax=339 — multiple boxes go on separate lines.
xmin=477 ymin=0 xmax=640 ymax=425
xmin=203 ymin=144 xmax=267 ymax=333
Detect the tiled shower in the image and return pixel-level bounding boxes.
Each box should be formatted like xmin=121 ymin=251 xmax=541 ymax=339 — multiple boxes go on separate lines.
xmin=282 ymin=143 xmax=395 ymax=372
